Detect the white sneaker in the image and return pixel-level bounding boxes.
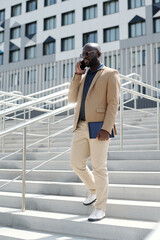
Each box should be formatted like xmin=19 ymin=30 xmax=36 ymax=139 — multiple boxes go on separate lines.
xmin=88 ymin=208 xmax=105 ymax=222
xmin=83 ymin=193 xmax=96 ymax=205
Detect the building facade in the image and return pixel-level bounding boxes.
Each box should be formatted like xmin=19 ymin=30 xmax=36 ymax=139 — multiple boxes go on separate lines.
xmin=0 ymin=0 xmax=160 ymax=96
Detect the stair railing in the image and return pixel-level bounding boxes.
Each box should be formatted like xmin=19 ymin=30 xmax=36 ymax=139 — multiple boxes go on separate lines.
xmin=0 ymin=87 xmax=70 ymax=152
xmin=119 ymin=74 xmax=160 ymax=151
xmin=0 ymin=102 xmax=76 ymax=212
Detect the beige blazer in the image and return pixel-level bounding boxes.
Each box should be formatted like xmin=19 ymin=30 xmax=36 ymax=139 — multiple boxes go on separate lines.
xmin=68 ymin=66 xmax=120 ymax=135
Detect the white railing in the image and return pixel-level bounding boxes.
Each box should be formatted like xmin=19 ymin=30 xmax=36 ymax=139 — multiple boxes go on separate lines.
xmin=0 ymin=74 xmax=160 ymax=212
xmin=119 ymin=74 xmax=160 ymax=151
xmin=0 ymin=102 xmax=76 ymax=211
xmin=144 ymin=223 xmax=160 ymax=240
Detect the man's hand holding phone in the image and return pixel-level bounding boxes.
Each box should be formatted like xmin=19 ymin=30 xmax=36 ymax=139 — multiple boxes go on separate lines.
xmin=75 ymin=61 xmax=86 ymax=75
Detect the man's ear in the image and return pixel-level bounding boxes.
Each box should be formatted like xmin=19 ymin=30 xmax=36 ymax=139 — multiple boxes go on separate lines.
xmin=98 ymin=51 xmax=101 ymax=58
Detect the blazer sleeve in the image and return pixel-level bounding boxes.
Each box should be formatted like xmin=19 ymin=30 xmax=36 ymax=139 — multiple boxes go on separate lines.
xmin=102 ymin=70 xmax=120 ymax=134
xmin=68 ymin=74 xmax=82 ymax=103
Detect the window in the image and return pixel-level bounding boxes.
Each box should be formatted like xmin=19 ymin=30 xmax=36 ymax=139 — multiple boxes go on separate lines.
xmin=10 ymin=26 xmax=21 ymax=39
xmin=44 ymin=66 xmax=55 ymax=81
xmin=44 ymin=0 xmax=56 ymax=6
xmin=104 ymin=54 xmax=120 ymax=69
xmin=128 ymin=0 xmax=145 ymax=9
xmin=129 ymin=21 xmax=145 ymax=37
xmin=61 ymin=36 xmax=74 ymax=51
xmin=44 ymin=16 xmax=56 ymax=30
xmin=43 ymin=41 xmax=56 ymax=55
xmin=155 ymin=47 xmax=160 ymax=63
xmin=9 ymin=50 xmax=20 ymax=62
xmin=83 ymin=31 xmax=97 ymax=45
xmin=25 ymin=69 xmax=36 ymax=84
xmin=26 ymin=0 xmax=37 ymax=12
xmin=0 ymin=9 xmax=5 ymax=21
xmin=83 ymin=5 xmax=97 ymax=20
xmin=153 ymin=0 xmax=160 ymax=3
xmin=62 ymin=11 xmax=75 ymax=26
xmin=103 ymin=0 xmax=119 ymax=15
xmin=11 ymin=4 xmax=22 ymax=17
xmin=0 ymin=53 xmax=3 ymax=65
xmin=154 ymin=17 xmax=160 ymax=33
xmin=103 ymin=26 xmax=119 ymax=42
xmin=0 ymin=31 xmax=4 ymax=43
xmin=25 ymin=45 xmax=36 ymax=59
xmin=131 ymin=50 xmax=146 ymax=67
xmin=25 ymin=22 xmax=37 ymax=37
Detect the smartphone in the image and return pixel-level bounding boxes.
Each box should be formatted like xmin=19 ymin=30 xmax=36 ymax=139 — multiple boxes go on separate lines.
xmin=80 ymin=60 xmax=86 ymax=70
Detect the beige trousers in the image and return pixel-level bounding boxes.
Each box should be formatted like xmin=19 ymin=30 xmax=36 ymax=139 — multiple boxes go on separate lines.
xmin=70 ymin=121 xmax=110 ymax=211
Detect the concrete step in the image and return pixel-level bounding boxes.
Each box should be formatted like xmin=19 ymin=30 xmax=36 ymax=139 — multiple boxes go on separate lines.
xmin=0 ymin=192 xmax=160 ymax=222
xmin=1 ymin=159 xmax=160 ymax=171
xmin=1 ymin=180 xmax=160 ymax=201
xmin=1 ymin=169 xmax=160 ymax=185
xmin=2 ymin=143 xmax=157 ymax=152
xmin=0 ymin=150 xmax=159 ymax=161
xmin=3 ymin=138 xmax=158 ymax=147
xmin=0 ymin=206 xmax=156 ymax=240
xmin=0 ymin=225 xmax=95 ymax=240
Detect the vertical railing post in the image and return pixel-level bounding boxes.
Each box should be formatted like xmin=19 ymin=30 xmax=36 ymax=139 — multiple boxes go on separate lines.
xmin=48 ymin=117 xmax=50 ymax=152
xmin=22 ymin=127 xmax=26 ymax=212
xmin=2 ymin=117 xmax=5 ymax=152
xmin=157 ymin=102 xmax=160 ymax=150
xmin=120 ymin=89 xmax=124 ymax=151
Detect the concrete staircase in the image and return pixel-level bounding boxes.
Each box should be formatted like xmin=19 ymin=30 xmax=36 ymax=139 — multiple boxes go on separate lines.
xmin=0 ymin=108 xmax=160 ymax=240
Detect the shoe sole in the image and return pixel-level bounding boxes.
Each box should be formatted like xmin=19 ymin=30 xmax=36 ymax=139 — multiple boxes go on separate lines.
xmin=88 ymin=216 xmax=105 ymax=222
xmin=83 ymin=198 xmax=96 ymax=206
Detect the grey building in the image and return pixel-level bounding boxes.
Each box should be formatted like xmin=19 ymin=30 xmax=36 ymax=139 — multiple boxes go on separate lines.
xmin=0 ymin=0 xmax=160 ymax=97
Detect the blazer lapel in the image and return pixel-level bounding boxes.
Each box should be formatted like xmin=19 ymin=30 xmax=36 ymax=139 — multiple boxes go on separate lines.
xmin=87 ymin=68 xmax=104 ymax=95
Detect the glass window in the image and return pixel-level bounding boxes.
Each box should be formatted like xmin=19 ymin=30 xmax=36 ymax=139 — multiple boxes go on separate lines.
xmin=44 ymin=16 xmax=56 ymax=30
xmin=11 ymin=4 xmax=22 ymax=17
xmin=103 ymin=0 xmax=119 ymax=15
xmin=25 ymin=69 xmax=36 ymax=84
xmin=44 ymin=0 xmax=56 ymax=6
xmin=104 ymin=54 xmax=120 ymax=69
xmin=83 ymin=31 xmax=97 ymax=45
xmin=44 ymin=66 xmax=55 ymax=81
xmin=43 ymin=41 xmax=56 ymax=55
xmin=0 ymin=53 xmax=3 ymax=65
xmin=83 ymin=5 xmax=97 ymax=21
xmin=154 ymin=17 xmax=160 ymax=33
xmin=131 ymin=50 xmax=146 ymax=67
xmin=62 ymin=11 xmax=75 ymax=26
xmin=25 ymin=45 xmax=36 ymax=59
xmin=26 ymin=22 xmax=37 ymax=36
xmin=128 ymin=0 xmax=145 ymax=9
xmin=153 ymin=0 xmax=160 ymax=3
xmin=61 ymin=36 xmax=74 ymax=51
xmin=0 ymin=9 xmax=5 ymax=21
xmin=10 ymin=50 xmax=20 ymax=62
xmin=10 ymin=26 xmax=21 ymax=39
xmin=129 ymin=21 xmax=145 ymax=37
xmin=103 ymin=26 xmax=119 ymax=42
xmin=26 ymin=0 xmax=37 ymax=12
xmin=0 ymin=31 xmax=4 ymax=43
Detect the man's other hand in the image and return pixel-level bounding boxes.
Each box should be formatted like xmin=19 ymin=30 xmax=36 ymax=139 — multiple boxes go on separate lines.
xmin=96 ymin=129 xmax=110 ymax=141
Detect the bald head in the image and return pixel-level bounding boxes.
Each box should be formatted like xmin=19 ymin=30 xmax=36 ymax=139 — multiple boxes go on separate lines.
xmin=83 ymin=43 xmax=101 ymax=54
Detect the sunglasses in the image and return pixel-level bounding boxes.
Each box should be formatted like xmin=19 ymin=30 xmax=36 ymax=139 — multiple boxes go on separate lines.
xmin=80 ymin=51 xmax=95 ymax=58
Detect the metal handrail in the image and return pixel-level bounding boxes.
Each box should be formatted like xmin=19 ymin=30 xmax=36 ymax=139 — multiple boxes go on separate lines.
xmin=0 ymin=73 xmax=160 ymax=212
xmin=0 ymin=89 xmax=69 ymax=117
xmin=0 ymin=102 xmax=76 ymax=211
xmin=144 ymin=223 xmax=160 ymax=240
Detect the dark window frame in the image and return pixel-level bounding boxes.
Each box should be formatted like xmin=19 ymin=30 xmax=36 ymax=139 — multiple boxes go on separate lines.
xmin=11 ymin=3 xmax=22 ymax=17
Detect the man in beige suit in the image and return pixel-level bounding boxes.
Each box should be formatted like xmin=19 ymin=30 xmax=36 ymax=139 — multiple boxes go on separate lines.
xmin=68 ymin=43 xmax=120 ymax=222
